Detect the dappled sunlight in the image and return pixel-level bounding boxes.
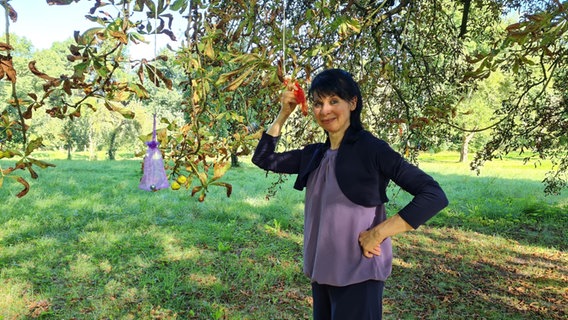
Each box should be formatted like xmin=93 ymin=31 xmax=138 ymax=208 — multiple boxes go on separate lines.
xmin=159 ymin=235 xmax=202 ymax=262
xmin=67 ymin=253 xmax=99 ymax=281
xmin=263 ymin=221 xmax=303 ymax=244
xmin=1 ymin=159 xmax=564 ymax=318
xmin=186 ymin=272 xmax=222 ymax=288
xmin=0 ymin=218 xmax=37 ymax=246
xmin=79 ymin=229 xmax=122 ymax=248
xmin=387 ymin=225 xmax=567 ymax=319
xmin=0 ymin=279 xmax=35 ymax=318
xmin=243 ymin=195 xmax=269 ymax=207
xmin=28 ymin=192 xmax=71 ymax=211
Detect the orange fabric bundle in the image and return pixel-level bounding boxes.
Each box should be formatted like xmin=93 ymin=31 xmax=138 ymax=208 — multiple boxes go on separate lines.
xmin=284 ymin=79 xmax=308 ymax=116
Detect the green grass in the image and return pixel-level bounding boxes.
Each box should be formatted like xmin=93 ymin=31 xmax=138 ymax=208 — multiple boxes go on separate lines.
xmin=0 ymin=153 xmax=566 ymax=319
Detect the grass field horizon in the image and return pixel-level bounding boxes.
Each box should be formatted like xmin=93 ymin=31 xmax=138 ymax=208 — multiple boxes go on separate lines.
xmin=1 ymin=151 xmax=566 ymax=319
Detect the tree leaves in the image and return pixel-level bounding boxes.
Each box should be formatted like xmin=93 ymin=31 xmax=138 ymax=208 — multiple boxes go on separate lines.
xmin=0 ymin=1 xmax=17 ymax=22
xmin=104 ymin=101 xmax=136 ymax=119
xmin=2 ymin=0 xmax=566 ymax=198
xmin=46 ymin=0 xmax=80 ymax=5
xmin=0 ymin=54 xmax=17 ymax=83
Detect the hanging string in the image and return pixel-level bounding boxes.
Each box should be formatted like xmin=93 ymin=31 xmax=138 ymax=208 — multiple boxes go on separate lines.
xmin=282 ymin=0 xmax=287 ymax=76
xmin=152 ymin=112 xmax=157 ymax=142
xmin=138 ymin=5 xmax=169 ymax=192
xmin=154 ymin=5 xmax=158 ymax=63
xmin=152 ymin=4 xmax=159 ymax=120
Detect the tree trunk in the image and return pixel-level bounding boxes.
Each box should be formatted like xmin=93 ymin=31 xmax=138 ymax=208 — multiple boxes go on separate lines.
xmin=459 ymin=132 xmax=475 ymax=162
xmin=88 ymin=127 xmax=96 ymax=160
xmin=231 ymin=154 xmax=240 ymax=167
xmin=108 ymin=122 xmax=125 ymax=161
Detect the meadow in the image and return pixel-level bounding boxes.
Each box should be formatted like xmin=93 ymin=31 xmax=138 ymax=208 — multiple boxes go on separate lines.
xmin=0 ymin=152 xmax=566 ymax=319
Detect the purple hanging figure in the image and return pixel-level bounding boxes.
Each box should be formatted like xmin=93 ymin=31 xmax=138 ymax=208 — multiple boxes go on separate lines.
xmin=139 ymin=114 xmax=169 ymax=191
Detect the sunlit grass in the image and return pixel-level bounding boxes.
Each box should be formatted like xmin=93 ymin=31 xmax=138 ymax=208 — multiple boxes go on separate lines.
xmin=0 ymin=153 xmax=566 ymax=319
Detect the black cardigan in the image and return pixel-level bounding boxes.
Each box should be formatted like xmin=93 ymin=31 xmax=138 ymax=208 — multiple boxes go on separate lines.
xmin=252 ymin=127 xmax=448 ymax=229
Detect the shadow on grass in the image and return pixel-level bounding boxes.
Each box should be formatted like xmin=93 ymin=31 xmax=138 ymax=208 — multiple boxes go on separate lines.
xmin=388 ymin=171 xmax=568 ymax=251
xmin=384 ymin=227 xmax=567 ymax=320
xmin=1 ymin=160 xmax=566 ymax=319
xmin=0 ymin=162 xmax=311 ymax=318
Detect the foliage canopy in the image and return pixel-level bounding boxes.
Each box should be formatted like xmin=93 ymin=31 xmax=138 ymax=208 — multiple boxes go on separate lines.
xmin=0 ymin=0 xmax=566 ymax=198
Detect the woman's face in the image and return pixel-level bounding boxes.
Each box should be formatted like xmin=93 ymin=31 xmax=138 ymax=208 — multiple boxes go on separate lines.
xmin=312 ymin=93 xmax=356 ymax=136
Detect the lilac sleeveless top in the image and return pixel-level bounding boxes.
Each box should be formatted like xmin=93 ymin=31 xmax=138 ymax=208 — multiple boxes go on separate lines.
xmin=304 ymin=149 xmax=393 ymax=286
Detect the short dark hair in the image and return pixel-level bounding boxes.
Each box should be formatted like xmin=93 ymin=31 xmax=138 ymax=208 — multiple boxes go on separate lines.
xmin=308 ymin=68 xmax=364 ymax=131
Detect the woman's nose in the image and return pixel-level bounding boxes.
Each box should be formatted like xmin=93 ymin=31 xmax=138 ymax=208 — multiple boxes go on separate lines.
xmin=320 ymin=102 xmax=332 ymax=113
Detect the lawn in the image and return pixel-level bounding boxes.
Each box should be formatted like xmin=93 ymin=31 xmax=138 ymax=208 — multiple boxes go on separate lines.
xmin=0 ymin=153 xmax=566 ymax=319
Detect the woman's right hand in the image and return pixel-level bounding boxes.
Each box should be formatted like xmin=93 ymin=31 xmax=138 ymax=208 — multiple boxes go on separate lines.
xmin=279 ymin=82 xmax=300 ymax=117
xmin=266 ymin=85 xmax=300 ymax=137
xmin=266 ymin=84 xmax=298 ymax=137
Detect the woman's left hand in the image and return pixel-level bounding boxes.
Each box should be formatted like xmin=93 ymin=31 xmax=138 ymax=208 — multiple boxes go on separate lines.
xmin=358 ymin=229 xmax=383 ymax=258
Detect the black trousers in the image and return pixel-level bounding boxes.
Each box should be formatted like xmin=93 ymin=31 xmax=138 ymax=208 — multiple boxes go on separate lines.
xmin=311 ymin=280 xmax=385 ymax=320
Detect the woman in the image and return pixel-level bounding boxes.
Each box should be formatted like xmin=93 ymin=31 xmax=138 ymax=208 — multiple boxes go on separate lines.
xmin=252 ymin=69 xmax=448 ymax=319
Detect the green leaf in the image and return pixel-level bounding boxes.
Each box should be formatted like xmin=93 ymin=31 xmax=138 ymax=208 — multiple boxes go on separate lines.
xmin=170 ymin=0 xmax=187 ymax=12
xmin=25 ymin=138 xmax=44 ymax=156
xmin=134 ymin=0 xmax=145 ymax=11
xmin=73 ymin=61 xmax=91 ymax=78
xmin=216 ymin=69 xmax=241 ymax=86
xmin=46 ymin=0 xmax=77 ymax=4
xmin=77 ymin=27 xmax=105 ymax=45
xmin=129 ymin=83 xmax=150 ymax=99
xmin=104 ymin=101 xmax=135 ymax=119
xmin=225 ymin=66 xmax=255 ymax=91
xmin=28 ymin=158 xmax=56 ymax=169
xmin=213 ymin=161 xmax=231 ymax=180
xmin=93 ymin=59 xmax=110 ymax=78
xmin=129 ymin=32 xmax=149 ymax=44
xmin=0 ymin=149 xmax=21 ymax=159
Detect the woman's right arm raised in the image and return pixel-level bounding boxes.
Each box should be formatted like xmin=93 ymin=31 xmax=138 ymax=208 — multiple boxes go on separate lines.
xmin=265 ymin=87 xmax=299 ymax=137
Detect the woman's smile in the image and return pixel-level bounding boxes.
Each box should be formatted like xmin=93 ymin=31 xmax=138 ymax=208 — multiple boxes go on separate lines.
xmin=312 ymin=94 xmax=355 ymax=145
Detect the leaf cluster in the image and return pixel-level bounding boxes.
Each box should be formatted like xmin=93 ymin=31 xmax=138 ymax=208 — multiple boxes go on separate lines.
xmin=1 ymin=0 xmax=567 ymax=197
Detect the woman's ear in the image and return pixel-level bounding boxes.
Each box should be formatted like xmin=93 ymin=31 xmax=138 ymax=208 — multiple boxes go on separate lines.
xmin=350 ymin=97 xmax=358 ymax=111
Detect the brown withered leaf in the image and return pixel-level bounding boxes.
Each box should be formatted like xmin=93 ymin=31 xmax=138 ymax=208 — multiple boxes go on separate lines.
xmin=69 ymin=44 xmax=81 ymax=56
xmin=0 ymin=55 xmax=17 ymax=83
xmin=155 ymin=55 xmax=168 ymax=62
xmin=109 ymin=30 xmax=128 ymax=44
xmin=67 ymin=55 xmax=80 ymax=62
xmin=155 ymin=67 xmax=173 ymax=90
xmin=63 ymin=79 xmax=72 ymax=95
xmin=16 ymin=176 xmax=30 ymax=198
xmin=47 ymin=0 xmax=80 ymax=5
xmin=4 ymin=3 xmax=17 ymax=22
xmin=69 ymin=108 xmax=81 ymax=118
xmin=88 ymin=0 xmax=108 ymax=14
xmin=145 ymin=64 xmax=158 ymax=86
xmin=137 ymin=64 xmax=145 ymax=83
xmin=27 ymin=165 xmax=38 ymax=179
xmin=28 ymin=158 xmax=56 ymax=170
xmin=0 ymin=42 xmax=14 ymax=51
xmin=28 ymin=61 xmax=58 ymax=82
xmin=23 ymin=105 xmax=33 ymax=119
xmin=46 ymin=107 xmax=65 ymax=119
xmin=161 ymin=29 xmax=177 ymax=41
